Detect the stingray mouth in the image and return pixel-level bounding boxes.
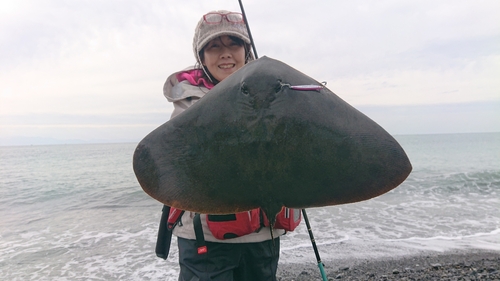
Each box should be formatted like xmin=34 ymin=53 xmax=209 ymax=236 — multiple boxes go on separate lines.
xmin=219 ymin=63 xmax=235 ymax=69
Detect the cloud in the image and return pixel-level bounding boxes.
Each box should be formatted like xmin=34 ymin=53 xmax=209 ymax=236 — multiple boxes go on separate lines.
xmin=358 ymin=101 xmax=500 ymax=135
xmin=0 ymin=0 xmax=499 ymax=145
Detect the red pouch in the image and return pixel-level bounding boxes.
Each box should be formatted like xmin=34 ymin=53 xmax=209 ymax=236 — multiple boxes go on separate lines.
xmin=206 ymin=209 xmax=261 ymax=239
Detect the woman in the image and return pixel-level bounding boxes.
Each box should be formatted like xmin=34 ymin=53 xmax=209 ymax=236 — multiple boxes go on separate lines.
xmin=162 ymin=10 xmax=284 ymax=281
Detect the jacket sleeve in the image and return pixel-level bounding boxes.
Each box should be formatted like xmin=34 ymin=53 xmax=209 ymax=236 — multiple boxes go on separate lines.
xmin=170 ymin=97 xmax=200 ymax=118
xmin=163 ymin=68 xmax=206 ymax=119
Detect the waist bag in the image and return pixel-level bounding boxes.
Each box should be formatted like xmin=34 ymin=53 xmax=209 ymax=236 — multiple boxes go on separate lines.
xmin=167 ymin=207 xmax=301 ymax=240
xmin=206 ymin=209 xmax=262 ymax=239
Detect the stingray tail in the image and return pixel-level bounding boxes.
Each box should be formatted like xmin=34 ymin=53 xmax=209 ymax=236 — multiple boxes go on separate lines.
xmin=262 ymin=205 xmax=281 ymax=256
xmin=269 ymin=218 xmax=275 ymax=247
xmin=268 ymin=217 xmax=278 ymax=256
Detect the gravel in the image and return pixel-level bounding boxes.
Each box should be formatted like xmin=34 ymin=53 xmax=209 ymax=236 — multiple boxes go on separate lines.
xmin=277 ymin=250 xmax=500 ymax=280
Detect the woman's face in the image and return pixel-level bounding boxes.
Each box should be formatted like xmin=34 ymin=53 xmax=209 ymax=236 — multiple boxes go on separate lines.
xmin=202 ymin=35 xmax=246 ymax=82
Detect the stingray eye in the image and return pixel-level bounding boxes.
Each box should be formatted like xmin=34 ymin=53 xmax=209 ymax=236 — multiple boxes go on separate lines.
xmin=240 ymin=82 xmax=249 ymax=96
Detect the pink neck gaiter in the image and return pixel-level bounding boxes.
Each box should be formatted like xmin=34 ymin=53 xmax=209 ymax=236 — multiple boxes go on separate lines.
xmin=176 ymin=69 xmax=215 ymax=90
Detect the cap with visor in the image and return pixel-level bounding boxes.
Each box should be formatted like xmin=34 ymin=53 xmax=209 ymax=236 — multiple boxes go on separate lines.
xmin=192 ymin=10 xmax=254 ymax=66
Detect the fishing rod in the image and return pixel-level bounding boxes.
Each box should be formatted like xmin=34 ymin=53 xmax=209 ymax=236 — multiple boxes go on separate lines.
xmin=238 ymin=0 xmax=258 ymax=59
xmin=302 ymin=209 xmax=328 ymax=281
xmin=237 ymin=1 xmax=328 ymax=280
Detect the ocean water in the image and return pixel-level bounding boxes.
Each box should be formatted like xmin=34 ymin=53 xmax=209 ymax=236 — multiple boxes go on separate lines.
xmin=0 ymin=132 xmax=499 ymax=280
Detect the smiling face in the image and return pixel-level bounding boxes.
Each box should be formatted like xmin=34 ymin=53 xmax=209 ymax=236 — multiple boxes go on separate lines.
xmin=201 ymin=35 xmax=246 ymax=82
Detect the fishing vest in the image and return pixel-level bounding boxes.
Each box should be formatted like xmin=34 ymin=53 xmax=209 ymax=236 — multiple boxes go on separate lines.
xmin=166 ymin=207 xmax=301 ymax=240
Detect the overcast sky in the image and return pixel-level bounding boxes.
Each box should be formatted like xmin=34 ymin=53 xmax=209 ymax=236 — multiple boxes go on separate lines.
xmin=0 ymin=0 xmax=499 ymax=145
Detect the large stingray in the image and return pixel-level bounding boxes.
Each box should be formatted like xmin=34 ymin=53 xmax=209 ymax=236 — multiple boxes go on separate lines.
xmin=133 ymin=56 xmax=412 ymax=222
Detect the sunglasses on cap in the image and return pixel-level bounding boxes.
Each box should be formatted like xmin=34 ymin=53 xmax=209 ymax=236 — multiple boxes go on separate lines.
xmin=203 ymin=12 xmax=245 ymax=24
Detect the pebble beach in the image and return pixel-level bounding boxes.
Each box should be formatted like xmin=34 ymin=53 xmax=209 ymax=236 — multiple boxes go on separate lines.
xmin=277 ymin=250 xmax=500 ymax=280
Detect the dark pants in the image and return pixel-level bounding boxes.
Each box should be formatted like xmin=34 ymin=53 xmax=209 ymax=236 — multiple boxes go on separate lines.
xmin=177 ymin=237 xmax=280 ymax=281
